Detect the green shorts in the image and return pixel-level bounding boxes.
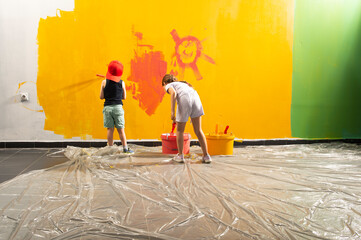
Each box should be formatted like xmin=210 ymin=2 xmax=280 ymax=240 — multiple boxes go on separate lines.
xmin=103 ymin=105 xmax=125 ymax=129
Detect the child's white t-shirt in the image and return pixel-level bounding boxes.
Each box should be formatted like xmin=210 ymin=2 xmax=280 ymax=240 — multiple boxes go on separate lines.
xmin=165 ymin=82 xmax=204 ymax=122
xmin=165 ymin=82 xmax=195 ymax=98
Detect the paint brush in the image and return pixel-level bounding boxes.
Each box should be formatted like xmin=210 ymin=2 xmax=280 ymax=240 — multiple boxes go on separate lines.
xmin=96 ymin=74 xmax=105 ymax=78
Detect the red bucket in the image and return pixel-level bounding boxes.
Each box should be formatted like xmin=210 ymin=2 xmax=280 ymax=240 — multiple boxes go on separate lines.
xmin=161 ymin=133 xmax=191 ymax=154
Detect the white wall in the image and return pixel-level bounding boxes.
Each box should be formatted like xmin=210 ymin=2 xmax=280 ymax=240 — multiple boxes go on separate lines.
xmin=0 ymin=0 xmax=74 ymax=141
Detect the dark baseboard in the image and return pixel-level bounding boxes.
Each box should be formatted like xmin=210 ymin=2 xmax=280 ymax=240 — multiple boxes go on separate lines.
xmin=1 ymin=139 xmax=361 ymax=148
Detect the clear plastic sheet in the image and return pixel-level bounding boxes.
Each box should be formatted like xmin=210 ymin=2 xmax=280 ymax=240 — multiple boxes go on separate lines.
xmin=0 ymin=143 xmax=361 ymax=239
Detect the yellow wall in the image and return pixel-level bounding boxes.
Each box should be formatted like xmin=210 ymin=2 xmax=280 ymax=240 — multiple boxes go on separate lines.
xmin=37 ymin=0 xmax=294 ymax=140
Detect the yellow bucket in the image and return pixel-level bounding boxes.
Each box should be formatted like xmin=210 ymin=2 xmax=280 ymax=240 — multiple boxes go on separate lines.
xmin=206 ymin=133 xmax=235 ymax=155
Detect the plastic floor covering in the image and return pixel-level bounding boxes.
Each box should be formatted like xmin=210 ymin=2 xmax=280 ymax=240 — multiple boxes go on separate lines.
xmin=0 ymin=143 xmax=361 ymax=239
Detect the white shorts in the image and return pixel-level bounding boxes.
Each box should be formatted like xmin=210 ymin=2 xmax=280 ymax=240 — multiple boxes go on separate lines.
xmin=176 ymin=91 xmax=204 ymax=122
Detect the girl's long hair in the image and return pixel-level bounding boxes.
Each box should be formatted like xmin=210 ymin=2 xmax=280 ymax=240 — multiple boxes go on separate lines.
xmin=162 ymin=74 xmax=192 ymax=87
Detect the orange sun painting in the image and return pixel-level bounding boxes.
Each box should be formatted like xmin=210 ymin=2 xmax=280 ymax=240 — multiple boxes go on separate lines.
xmin=170 ymin=29 xmax=215 ymax=80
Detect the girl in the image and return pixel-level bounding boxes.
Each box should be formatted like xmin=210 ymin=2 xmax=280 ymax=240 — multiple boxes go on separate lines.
xmin=162 ymin=74 xmax=211 ymax=163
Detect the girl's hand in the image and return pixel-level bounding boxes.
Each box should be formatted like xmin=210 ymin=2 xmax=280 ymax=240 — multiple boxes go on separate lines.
xmin=171 ymin=113 xmax=176 ymax=122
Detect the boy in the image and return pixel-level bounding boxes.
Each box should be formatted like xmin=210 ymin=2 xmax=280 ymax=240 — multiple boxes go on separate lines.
xmin=100 ymin=60 xmax=133 ymax=153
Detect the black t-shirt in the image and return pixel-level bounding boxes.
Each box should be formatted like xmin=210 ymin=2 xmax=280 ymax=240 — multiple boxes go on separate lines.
xmin=104 ymin=79 xmax=123 ymax=106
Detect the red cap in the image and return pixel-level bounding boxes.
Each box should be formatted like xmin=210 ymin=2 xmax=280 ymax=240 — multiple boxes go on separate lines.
xmin=106 ymin=60 xmax=123 ymax=82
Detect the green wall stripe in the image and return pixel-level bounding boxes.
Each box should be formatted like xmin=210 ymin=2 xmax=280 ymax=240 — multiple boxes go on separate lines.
xmin=291 ymin=0 xmax=361 ymax=139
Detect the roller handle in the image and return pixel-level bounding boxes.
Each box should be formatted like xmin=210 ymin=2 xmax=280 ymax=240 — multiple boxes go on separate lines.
xmin=224 ymin=125 xmax=229 ymax=134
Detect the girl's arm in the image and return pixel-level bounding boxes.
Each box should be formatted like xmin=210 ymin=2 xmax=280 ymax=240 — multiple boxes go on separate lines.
xmin=167 ymin=87 xmax=177 ymax=122
xmin=99 ymin=80 xmax=106 ymax=99
xmin=122 ymin=81 xmax=126 ymax=100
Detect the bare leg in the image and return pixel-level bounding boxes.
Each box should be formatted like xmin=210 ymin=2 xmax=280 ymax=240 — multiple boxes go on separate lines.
xmin=191 ymin=116 xmax=208 ymax=156
xmin=116 ymin=128 xmax=127 ymax=148
xmin=176 ymin=122 xmax=187 ymax=154
xmin=107 ymin=128 xmax=115 ymax=146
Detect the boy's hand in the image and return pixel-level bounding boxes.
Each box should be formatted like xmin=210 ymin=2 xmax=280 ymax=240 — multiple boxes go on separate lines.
xmin=171 ymin=113 xmax=176 ymax=122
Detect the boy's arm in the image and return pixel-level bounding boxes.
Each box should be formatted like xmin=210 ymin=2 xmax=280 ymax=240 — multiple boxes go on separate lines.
xmin=167 ymin=87 xmax=177 ymax=122
xmin=99 ymin=80 xmax=106 ymax=99
xmin=122 ymin=81 xmax=126 ymax=100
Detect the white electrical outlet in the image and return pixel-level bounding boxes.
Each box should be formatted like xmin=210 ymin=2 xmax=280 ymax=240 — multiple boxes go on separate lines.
xmin=20 ymin=92 xmax=29 ymax=102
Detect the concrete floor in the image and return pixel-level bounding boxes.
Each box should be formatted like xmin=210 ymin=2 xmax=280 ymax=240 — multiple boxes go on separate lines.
xmin=0 ymin=148 xmax=68 ymax=183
